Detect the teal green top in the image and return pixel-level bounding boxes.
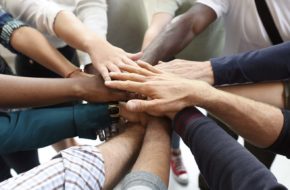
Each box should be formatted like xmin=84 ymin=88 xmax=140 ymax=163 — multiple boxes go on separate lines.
xmin=0 ymin=103 xmax=111 ymax=154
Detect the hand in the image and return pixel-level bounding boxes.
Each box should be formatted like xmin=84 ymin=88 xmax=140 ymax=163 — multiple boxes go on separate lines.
xmin=105 ymin=61 xmax=212 ymax=117
xmin=119 ymin=102 xmax=148 ymax=126
xmin=156 ymin=59 xmax=214 ymax=85
xmin=74 ymin=72 xmax=127 ymax=102
xmin=88 ymin=40 xmax=143 ymax=81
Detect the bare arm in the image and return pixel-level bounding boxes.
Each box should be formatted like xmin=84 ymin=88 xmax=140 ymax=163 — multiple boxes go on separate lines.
xmin=0 ymin=73 xmax=125 ymax=108
xmin=220 ymin=82 xmax=284 ymax=109
xmin=10 ymin=27 xmax=78 ymax=77
xmin=142 ymin=4 xmax=217 ymax=65
xmin=142 ymin=13 xmax=173 ymax=50
xmin=197 ymin=86 xmax=284 ymax=148
xmin=53 ymin=11 xmax=142 ymax=81
xmin=98 ymin=124 xmax=145 ymax=190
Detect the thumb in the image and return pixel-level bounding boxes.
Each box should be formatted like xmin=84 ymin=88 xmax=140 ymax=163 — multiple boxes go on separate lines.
xmin=126 ymin=100 xmax=147 ymax=112
xmin=126 ymin=99 xmax=164 ymax=116
xmin=127 ymin=51 xmax=144 ymax=61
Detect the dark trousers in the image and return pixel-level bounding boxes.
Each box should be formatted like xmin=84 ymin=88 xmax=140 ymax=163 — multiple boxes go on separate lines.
xmin=0 ymin=151 xmax=40 ymax=182
xmin=182 ymin=109 xmax=286 ymax=190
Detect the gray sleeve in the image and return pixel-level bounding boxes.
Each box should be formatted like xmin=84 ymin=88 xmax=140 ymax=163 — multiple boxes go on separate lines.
xmin=121 ymin=171 xmax=167 ymax=190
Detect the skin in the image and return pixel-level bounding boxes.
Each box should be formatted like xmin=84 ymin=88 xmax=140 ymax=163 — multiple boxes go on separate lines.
xmin=142 ymin=12 xmax=174 ymax=50
xmin=130 ymin=117 xmax=171 ymax=186
xmin=141 ymin=4 xmax=217 ymax=65
xmin=99 ymin=124 xmax=145 ymax=190
xmin=0 ymin=73 xmax=124 ymax=108
xmin=105 ymin=62 xmax=284 ymax=148
xmin=10 ymin=26 xmax=78 ymax=78
xmin=157 ymin=59 xmax=285 ymax=108
xmin=54 ymin=11 xmax=142 ymax=81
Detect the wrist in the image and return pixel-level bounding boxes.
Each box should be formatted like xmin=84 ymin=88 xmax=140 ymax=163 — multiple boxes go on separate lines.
xmin=186 ymin=80 xmax=216 ymax=108
xmin=65 ymin=68 xmax=83 ymax=78
xmin=203 ymin=61 xmax=215 ymax=85
xmin=72 ymin=77 xmax=87 ymax=100
xmin=84 ymin=34 xmax=108 ymax=55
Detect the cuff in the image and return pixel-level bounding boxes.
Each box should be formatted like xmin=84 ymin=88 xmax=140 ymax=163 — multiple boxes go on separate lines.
xmin=195 ymin=0 xmax=226 ymax=18
xmin=267 ymin=109 xmax=290 ymax=158
xmin=173 ymin=107 xmax=204 ymax=138
xmin=73 ymin=103 xmax=111 ymax=139
xmin=210 ymin=56 xmax=248 ymax=86
xmin=41 ymin=2 xmax=65 ymax=36
xmin=0 ymin=20 xmax=26 ymax=54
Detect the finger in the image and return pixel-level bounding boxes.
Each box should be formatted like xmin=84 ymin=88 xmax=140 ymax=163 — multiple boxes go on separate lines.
xmin=105 ymin=80 xmax=145 ymax=94
xmin=127 ymin=51 xmax=144 ymax=61
xmin=109 ymin=72 xmax=146 ymax=82
xmin=107 ymin=63 xmax=121 ymax=73
xmin=155 ymin=61 xmax=168 ymax=68
xmin=122 ymin=57 xmax=139 ymax=67
xmin=137 ymin=60 xmax=162 ymax=74
xmin=97 ymin=65 xmax=111 ymax=81
xmin=119 ymin=102 xmax=140 ymax=122
xmin=119 ymin=64 xmax=153 ymax=76
xmin=126 ymin=99 xmax=166 ymax=116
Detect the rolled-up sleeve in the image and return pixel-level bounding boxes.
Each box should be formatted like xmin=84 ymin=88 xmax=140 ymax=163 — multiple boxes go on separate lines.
xmin=145 ymin=0 xmax=179 ymax=19
xmin=1 ymin=0 xmax=63 ymax=36
xmin=0 ymin=9 xmax=26 ymax=53
xmin=267 ymin=109 xmax=290 ymax=158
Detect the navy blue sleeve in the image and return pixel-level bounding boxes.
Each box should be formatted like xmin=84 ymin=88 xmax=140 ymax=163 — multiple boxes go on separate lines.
xmin=173 ymin=107 xmax=287 ymax=190
xmin=267 ymin=109 xmax=290 ymax=158
xmin=211 ymin=42 xmax=290 ymax=85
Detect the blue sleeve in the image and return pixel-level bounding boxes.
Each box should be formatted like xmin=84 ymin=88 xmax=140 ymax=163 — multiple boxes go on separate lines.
xmin=267 ymin=109 xmax=290 ymax=158
xmin=173 ymin=107 xmax=287 ymax=189
xmin=211 ymin=42 xmax=290 ymax=85
xmin=0 ymin=9 xmax=25 ymax=53
xmin=0 ymin=103 xmax=111 ymax=154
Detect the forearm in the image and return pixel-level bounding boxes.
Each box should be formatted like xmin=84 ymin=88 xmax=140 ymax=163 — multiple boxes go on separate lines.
xmin=131 ymin=118 xmax=171 ymax=185
xmin=211 ymin=41 xmax=290 ymax=85
xmin=142 ymin=12 xmax=195 ymax=65
xmin=219 ymin=82 xmax=284 ymax=109
xmin=99 ymin=124 xmax=145 ymax=190
xmin=142 ymin=4 xmax=216 ymax=65
xmin=196 ymin=87 xmax=284 ymax=148
xmin=142 ymin=13 xmax=173 ymax=50
xmin=53 ymin=11 xmax=109 ymax=56
xmin=11 ymin=27 xmax=78 ymax=77
xmin=0 ymin=74 xmax=81 ymax=108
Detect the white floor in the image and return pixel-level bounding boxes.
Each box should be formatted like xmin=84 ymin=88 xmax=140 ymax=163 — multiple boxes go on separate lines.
xmin=38 ymin=137 xmax=290 ymax=190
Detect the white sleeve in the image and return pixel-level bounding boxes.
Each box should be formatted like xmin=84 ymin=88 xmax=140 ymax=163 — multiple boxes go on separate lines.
xmin=1 ymin=0 xmax=63 ymax=36
xmin=75 ymin=0 xmax=108 ymax=38
xmin=196 ymin=0 xmax=229 ymax=18
xmin=145 ymin=0 xmax=179 ymax=17
xmin=74 ymin=0 xmax=108 ymax=65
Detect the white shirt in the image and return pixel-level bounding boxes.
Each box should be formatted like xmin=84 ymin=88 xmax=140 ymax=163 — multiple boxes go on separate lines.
xmin=197 ymin=0 xmax=290 ymax=55
xmin=0 ymin=0 xmax=108 ymax=64
xmin=145 ymin=0 xmax=196 ymax=21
